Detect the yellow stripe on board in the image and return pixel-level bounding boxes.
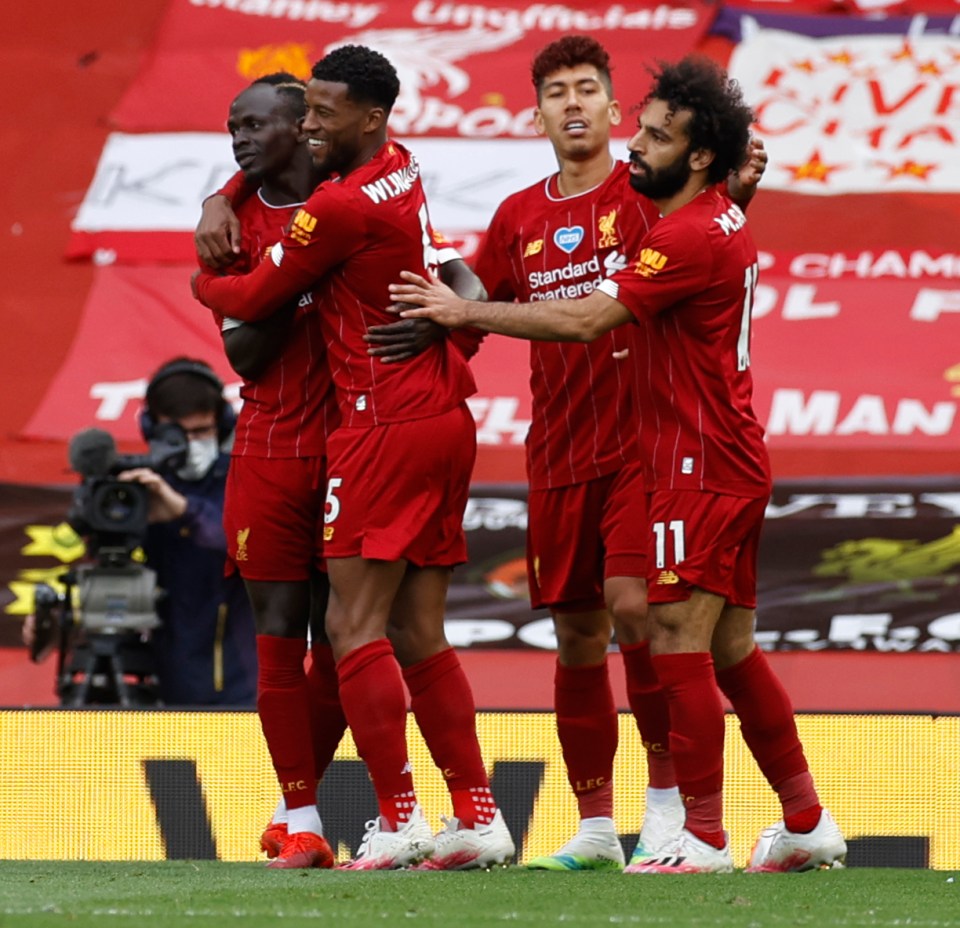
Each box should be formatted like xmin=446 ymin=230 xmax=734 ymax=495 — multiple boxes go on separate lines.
xmin=1 ymin=711 xmax=956 ymax=868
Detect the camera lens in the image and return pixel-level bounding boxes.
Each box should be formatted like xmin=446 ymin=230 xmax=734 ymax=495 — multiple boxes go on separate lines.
xmin=98 ymin=485 xmax=142 ymax=523
xmin=88 ymin=480 xmax=149 ymax=535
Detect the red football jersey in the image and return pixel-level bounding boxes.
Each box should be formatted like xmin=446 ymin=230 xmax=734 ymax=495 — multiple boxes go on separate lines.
xmin=473 ymin=161 xmax=657 ymax=490
xmin=215 ymin=191 xmax=336 ymax=459
xmin=197 ymin=142 xmax=476 ymax=426
xmin=597 ymin=186 xmax=772 ymax=498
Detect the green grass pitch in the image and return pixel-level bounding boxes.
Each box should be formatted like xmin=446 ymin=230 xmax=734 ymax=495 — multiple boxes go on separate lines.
xmin=1 ymin=862 xmax=958 ymax=928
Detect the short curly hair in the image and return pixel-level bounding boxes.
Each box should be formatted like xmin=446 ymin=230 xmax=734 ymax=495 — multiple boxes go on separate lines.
xmin=646 ymin=57 xmax=753 ymax=185
xmin=531 ymin=35 xmax=613 ymax=100
xmin=311 ymin=45 xmax=400 ymax=111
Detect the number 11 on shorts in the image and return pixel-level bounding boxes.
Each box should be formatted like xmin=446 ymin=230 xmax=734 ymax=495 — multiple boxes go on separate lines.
xmin=653 ymin=519 xmax=685 ymax=568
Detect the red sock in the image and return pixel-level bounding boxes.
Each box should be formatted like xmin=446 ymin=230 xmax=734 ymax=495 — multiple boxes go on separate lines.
xmin=621 ymin=641 xmax=676 ymax=789
xmin=402 ymin=648 xmax=493 ymax=826
xmin=449 ymin=786 xmax=498 ymax=827
xmin=306 ymin=643 xmax=348 ymax=781
xmin=715 ymin=647 xmax=821 ymax=824
xmin=256 ymin=635 xmax=316 ymax=811
xmin=652 ymin=652 xmax=725 ymax=845
xmin=554 ymin=659 xmax=618 ymax=820
xmin=683 ymin=794 xmax=726 ymax=850
xmin=337 ymin=638 xmax=415 ymax=828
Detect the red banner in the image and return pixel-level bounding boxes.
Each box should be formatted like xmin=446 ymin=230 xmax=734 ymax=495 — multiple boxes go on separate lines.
xmin=20 ymin=0 xmax=960 ymax=484
xmin=111 ymin=0 xmax=713 ymax=135
xmin=19 ymin=249 xmax=960 ymax=472
xmin=18 ymin=266 xmax=533 ymax=482
xmin=753 ymin=248 xmax=960 ymax=454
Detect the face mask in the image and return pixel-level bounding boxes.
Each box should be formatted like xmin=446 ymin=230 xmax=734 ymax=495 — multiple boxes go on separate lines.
xmin=176 ymin=436 xmax=219 ymax=481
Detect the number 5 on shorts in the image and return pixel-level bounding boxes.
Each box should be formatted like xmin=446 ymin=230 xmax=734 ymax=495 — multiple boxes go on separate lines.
xmin=325 ymin=477 xmax=343 ymax=525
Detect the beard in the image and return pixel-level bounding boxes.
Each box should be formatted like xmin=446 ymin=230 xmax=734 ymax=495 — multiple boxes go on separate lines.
xmin=628 ymin=151 xmax=692 ymax=200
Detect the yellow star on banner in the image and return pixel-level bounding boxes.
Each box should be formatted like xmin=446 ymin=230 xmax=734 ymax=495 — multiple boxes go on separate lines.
xmin=916 ymin=60 xmax=943 ymax=77
xmin=792 ymin=59 xmax=816 ymax=73
xmin=829 ymin=50 xmax=855 ymax=67
xmin=891 ymin=41 xmax=914 ymax=62
xmin=883 ymin=160 xmax=937 ymax=180
xmin=21 ymin=524 xmax=85 ymax=563
xmin=782 ymin=151 xmax=845 ymax=184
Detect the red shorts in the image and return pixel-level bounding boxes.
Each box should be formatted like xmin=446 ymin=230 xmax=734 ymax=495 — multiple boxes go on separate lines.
xmin=323 ymin=403 xmax=476 ymax=565
xmin=527 ymin=457 xmax=648 ymax=612
xmin=223 ymin=455 xmax=326 ymax=581
xmin=646 ymin=490 xmax=768 ymax=607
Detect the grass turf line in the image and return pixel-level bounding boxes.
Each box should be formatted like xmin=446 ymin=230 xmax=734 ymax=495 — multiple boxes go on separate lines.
xmin=0 ymin=862 xmax=957 ymax=928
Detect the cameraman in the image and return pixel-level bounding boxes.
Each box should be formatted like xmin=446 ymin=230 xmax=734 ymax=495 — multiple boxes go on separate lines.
xmin=25 ymin=357 xmax=257 ymax=707
xmin=128 ymin=357 xmax=256 ymax=706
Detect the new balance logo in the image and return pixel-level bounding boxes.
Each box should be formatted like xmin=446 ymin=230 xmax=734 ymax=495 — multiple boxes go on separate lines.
xmin=656 ymin=570 xmax=680 ymax=585
xmin=524 ymin=238 xmax=544 ymax=257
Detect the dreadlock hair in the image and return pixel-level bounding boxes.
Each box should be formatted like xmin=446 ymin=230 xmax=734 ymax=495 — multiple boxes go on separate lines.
xmin=531 ymin=35 xmax=614 ymax=101
xmin=311 ymin=45 xmax=400 ymax=112
xmin=645 ymin=56 xmax=753 ymax=185
xmin=251 ymin=71 xmax=307 ymax=122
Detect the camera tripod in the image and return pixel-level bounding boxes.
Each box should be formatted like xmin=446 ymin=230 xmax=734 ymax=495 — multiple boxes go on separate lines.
xmin=59 ymin=631 xmax=162 ymax=707
xmin=37 ymin=560 xmax=164 ymax=707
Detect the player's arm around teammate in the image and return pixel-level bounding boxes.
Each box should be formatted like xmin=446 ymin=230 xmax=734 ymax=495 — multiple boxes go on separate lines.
xmin=394 ymin=56 xmax=846 ymax=877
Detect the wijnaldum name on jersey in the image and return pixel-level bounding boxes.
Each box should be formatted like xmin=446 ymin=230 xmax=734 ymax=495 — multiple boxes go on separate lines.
xmin=361 ymin=157 xmax=421 ymax=204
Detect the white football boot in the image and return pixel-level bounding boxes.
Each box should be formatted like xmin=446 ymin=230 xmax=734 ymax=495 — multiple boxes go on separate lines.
xmin=628 ymin=788 xmax=686 ymax=866
xmin=747 ymin=809 xmax=847 ymax=872
xmin=339 ymin=804 xmax=435 ymax=870
xmin=625 ymin=828 xmax=734 ymax=874
xmin=418 ymin=810 xmax=516 ymax=870
xmin=526 ymin=818 xmax=625 ymax=872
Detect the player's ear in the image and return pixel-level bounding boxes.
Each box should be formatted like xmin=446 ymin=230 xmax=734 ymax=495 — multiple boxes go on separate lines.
xmin=690 ymin=146 xmax=714 ymax=174
xmin=608 ymin=99 xmax=622 ymax=128
xmin=364 ymin=105 xmax=387 ymax=133
xmin=533 ymin=108 xmax=546 ymax=136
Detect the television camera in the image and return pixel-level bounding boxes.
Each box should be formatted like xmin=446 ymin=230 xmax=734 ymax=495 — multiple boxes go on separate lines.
xmin=31 ymin=425 xmax=188 ymax=706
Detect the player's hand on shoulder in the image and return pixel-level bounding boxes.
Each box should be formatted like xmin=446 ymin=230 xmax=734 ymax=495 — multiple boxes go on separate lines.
xmin=195 ymin=195 xmax=241 ymax=269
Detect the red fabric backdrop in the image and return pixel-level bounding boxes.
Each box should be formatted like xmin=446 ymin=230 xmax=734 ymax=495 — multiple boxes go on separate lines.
xmin=3 ymin=0 xmax=959 ymax=486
